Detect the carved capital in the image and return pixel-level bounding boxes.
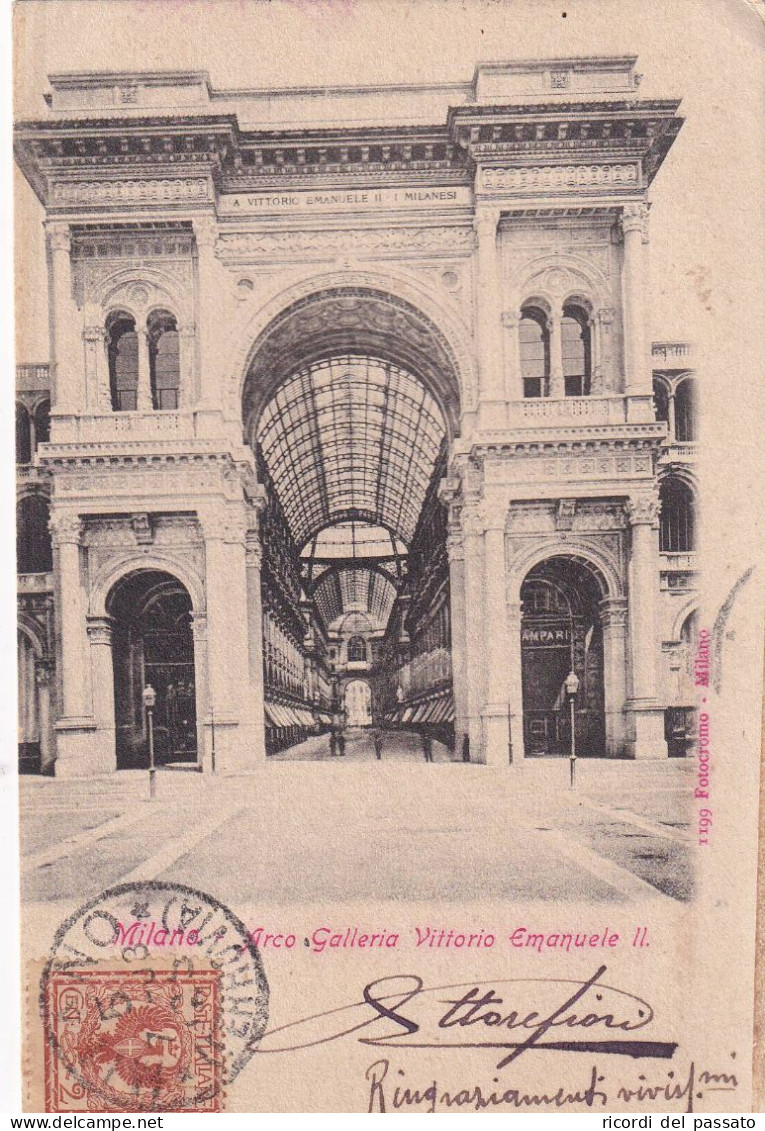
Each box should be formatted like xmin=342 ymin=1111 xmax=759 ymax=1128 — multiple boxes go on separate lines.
xmin=35 ymin=662 xmax=53 ymax=689
xmin=626 ymin=491 xmax=660 ymax=527
xmin=597 ymin=306 xmax=616 ymax=327
xmin=49 ymin=511 xmax=82 ymax=545
xmin=200 ymin=506 xmax=246 ymax=544
xmin=45 ymin=222 xmax=71 ymax=254
xmin=473 ymin=206 xmax=501 ymax=241
xmin=193 ymin=217 xmax=218 ymax=251
xmin=599 ymin=596 xmax=629 ymax=629
xmin=245 ymin=531 xmax=263 ymax=568
xmin=620 ymin=202 xmax=650 ymax=243
xmin=501 ymin=310 xmax=520 ymax=330
xmin=83 ymin=325 xmax=108 ymax=344
xmin=86 ymin=615 xmax=114 ymax=646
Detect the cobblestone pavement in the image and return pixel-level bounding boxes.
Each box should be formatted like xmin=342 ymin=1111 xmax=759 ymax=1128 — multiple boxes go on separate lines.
xmin=19 ymin=733 xmax=695 ymax=907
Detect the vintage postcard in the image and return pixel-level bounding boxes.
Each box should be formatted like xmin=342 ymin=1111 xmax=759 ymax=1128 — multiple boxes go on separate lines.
xmin=9 ymin=0 xmax=764 ymax=1116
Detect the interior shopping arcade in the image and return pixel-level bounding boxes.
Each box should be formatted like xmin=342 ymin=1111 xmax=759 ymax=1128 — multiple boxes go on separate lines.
xmin=15 ymin=56 xmax=700 ymax=777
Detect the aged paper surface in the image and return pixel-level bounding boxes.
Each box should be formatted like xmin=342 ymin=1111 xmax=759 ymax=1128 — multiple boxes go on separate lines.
xmin=11 ymin=0 xmax=764 ymax=1114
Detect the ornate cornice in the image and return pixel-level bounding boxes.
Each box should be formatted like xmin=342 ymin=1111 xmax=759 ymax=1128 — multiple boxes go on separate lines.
xmin=216 ymin=225 xmax=475 ymax=261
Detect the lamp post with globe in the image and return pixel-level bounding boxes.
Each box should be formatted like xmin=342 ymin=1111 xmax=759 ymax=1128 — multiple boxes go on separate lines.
xmin=564 ymin=670 xmax=580 ymax=788
xmin=142 ymin=684 xmax=157 ymax=800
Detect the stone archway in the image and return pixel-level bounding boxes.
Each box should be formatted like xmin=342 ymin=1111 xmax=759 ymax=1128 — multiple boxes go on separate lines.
xmin=519 ymin=556 xmax=608 ymax=757
xmin=107 ymin=569 xmax=198 ymax=770
xmin=244 ymin=286 xmax=464 ymax=760
xmin=344 ymin=679 xmax=373 ymax=727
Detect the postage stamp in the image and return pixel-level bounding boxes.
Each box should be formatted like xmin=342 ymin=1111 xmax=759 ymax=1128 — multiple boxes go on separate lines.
xmin=43 ymin=968 xmax=222 ymax=1113
xmin=34 ymin=881 xmax=269 ymax=1112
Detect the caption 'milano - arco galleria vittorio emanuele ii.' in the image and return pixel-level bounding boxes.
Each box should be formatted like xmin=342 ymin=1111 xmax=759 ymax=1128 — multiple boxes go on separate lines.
xmin=14 ymin=55 xmax=700 ymax=778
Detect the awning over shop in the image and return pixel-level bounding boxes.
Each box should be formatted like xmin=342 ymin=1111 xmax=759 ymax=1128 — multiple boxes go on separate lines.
xmin=265 ymin=702 xmax=316 ymax=729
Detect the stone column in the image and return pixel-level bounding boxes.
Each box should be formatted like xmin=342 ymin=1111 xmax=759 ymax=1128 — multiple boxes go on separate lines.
xmin=178 ymin=323 xmax=196 ymax=408
xmin=245 ymin=525 xmax=267 ymax=763
xmin=83 ymin=322 xmax=108 ymax=412
xmin=46 ymin=222 xmax=81 ymax=416
xmin=86 ymin=615 xmax=117 ymax=772
xmin=202 ymin=506 xmax=259 ymax=772
xmin=548 ymin=310 xmax=564 ymax=398
xmin=50 ymin=512 xmax=97 ymax=776
xmin=506 ymin=599 xmax=526 ymax=763
xmin=193 ymin=218 xmax=221 ymax=413
xmin=446 ymin=529 xmax=468 ymax=757
xmin=667 ymin=390 xmax=677 ymax=443
xmin=620 ymin=203 xmax=651 ymax=397
xmin=462 ymin=511 xmax=486 ymax=761
xmin=501 ymin=311 xmax=521 ymax=401
xmin=35 ymin=663 xmax=54 ymax=775
xmin=190 ymin=611 xmax=210 ymax=770
xmin=600 ymin=596 xmax=629 ymax=757
xmin=136 ymin=327 xmax=153 ymax=412
xmin=626 ymin=493 xmax=666 ymax=757
xmin=481 ymin=518 xmax=511 ymax=766
xmin=597 ymin=307 xmax=616 ymax=393
xmin=474 ymin=207 xmax=506 ymax=425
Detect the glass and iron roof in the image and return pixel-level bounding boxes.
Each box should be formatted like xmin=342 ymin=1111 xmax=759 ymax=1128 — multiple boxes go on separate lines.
xmin=257 ymin=355 xmax=446 ymax=551
xmin=312 ymin=566 xmax=398 ymax=632
xmin=301 ymin=521 xmax=407 ymax=561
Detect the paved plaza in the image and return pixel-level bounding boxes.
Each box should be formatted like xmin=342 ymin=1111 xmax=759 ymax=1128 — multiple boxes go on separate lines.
xmin=20 ymin=730 xmax=695 ymax=908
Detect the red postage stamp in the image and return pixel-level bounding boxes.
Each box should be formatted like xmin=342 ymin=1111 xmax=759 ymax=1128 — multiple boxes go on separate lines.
xmin=43 ymin=968 xmax=223 ymax=1112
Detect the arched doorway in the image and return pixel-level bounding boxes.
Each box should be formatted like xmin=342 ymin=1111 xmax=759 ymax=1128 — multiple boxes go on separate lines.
xmin=107 ymin=570 xmax=197 ymax=769
xmin=345 ymin=679 xmax=373 ymax=727
xmin=243 ymin=288 xmax=462 ymax=758
xmin=520 ymin=557 xmax=606 ymax=757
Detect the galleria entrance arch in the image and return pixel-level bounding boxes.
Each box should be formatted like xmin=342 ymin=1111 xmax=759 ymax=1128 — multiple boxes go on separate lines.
xmin=243 ymin=287 xmax=463 ymax=758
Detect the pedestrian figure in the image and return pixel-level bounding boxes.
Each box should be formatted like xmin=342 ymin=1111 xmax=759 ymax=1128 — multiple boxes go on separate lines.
xmin=329 ymin=729 xmax=338 ymax=757
xmin=422 ymin=734 xmax=433 ymax=763
xmin=373 ymin=727 xmax=383 ymax=761
xmin=462 ymin=733 xmax=470 ymax=763
xmin=337 ymin=731 xmax=346 ymax=757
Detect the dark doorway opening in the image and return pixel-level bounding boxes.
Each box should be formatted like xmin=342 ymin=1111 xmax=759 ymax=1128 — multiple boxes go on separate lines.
xmin=107 ymin=570 xmax=197 ymax=769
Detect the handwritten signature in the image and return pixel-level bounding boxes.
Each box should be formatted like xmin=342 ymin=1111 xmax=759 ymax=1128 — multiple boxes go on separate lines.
xmin=254 ymin=964 xmax=672 ymax=1070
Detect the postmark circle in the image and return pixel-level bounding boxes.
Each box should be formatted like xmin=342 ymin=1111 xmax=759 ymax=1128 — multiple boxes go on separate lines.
xmin=41 ymin=881 xmax=268 ymax=1112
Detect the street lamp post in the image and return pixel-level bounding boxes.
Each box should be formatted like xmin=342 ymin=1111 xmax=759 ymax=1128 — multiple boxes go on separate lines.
xmin=142 ymin=684 xmax=157 ymax=800
xmin=564 ymin=670 xmax=580 ymax=788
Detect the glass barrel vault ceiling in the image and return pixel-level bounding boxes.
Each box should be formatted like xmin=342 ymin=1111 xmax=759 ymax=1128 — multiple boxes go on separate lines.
xmin=311 ymin=566 xmax=399 ymax=631
xmin=257 ymin=355 xmax=446 ymax=552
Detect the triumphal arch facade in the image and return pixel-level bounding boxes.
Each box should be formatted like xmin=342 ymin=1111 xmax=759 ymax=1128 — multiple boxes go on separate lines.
xmin=15 ymin=57 xmax=700 ymax=776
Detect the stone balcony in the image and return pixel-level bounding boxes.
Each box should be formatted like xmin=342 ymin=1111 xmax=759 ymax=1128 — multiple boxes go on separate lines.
xmin=660 ymin=551 xmax=698 ymax=572
xmin=485 ymin=393 xmax=664 ymax=433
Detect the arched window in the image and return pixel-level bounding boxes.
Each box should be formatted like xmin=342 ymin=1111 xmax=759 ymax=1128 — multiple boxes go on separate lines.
xmin=652 ymin=377 xmax=670 ymax=425
xmin=147 ymin=310 xmax=180 ymax=410
xmin=347 ymin=635 xmax=367 ymax=663
xmin=107 ymin=312 xmax=139 ymax=411
xmin=561 ymin=304 xmax=592 ymax=396
xmin=674 ymin=378 xmax=697 ymax=442
xmin=17 ymin=495 xmax=53 ymax=574
xmin=34 ymin=399 xmax=50 ymax=446
xmin=16 ymin=403 xmax=31 ymax=465
xmin=519 ymin=307 xmax=550 ymax=398
xmin=659 ymin=477 xmax=696 ymax=553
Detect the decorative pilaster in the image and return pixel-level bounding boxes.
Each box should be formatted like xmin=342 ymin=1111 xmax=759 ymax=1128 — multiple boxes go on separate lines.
xmin=200 ymin=504 xmax=259 ymax=771
xmin=474 ymin=207 xmax=506 ymax=422
xmin=440 ymin=476 xmax=469 ymax=759
xmin=482 ymin=516 xmax=511 ymax=766
xmin=506 ymin=599 xmax=525 ymax=763
xmin=86 ymin=615 xmax=117 ymax=771
xmin=599 ymin=596 xmax=629 ymax=757
xmin=501 ymin=310 xmax=521 ymax=401
xmin=190 ymin=610 xmax=210 ymax=770
xmin=462 ymin=507 xmax=486 ymax=760
xmin=625 ymin=491 xmax=666 ymax=758
xmin=35 ymin=662 xmax=54 ymax=774
xmin=596 ymin=307 xmax=615 ymax=392
xmin=620 ymin=203 xmax=651 ymax=397
xmin=178 ymin=323 xmax=196 ymax=406
xmin=46 ymin=222 xmax=81 ymax=414
xmin=193 ymin=218 xmax=220 ymax=410
xmin=83 ymin=321 xmax=108 ymax=411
